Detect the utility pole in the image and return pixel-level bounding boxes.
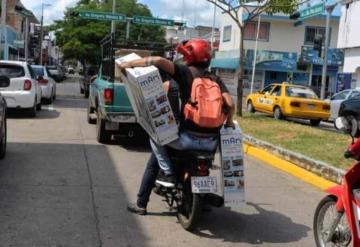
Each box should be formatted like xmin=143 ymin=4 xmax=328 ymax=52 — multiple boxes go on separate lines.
xmin=111 ymin=0 xmax=116 ymax=33
xmin=39 ymin=3 xmax=51 ymax=65
xmin=320 ymin=3 xmax=336 ymax=99
xmin=211 ymin=1 xmax=216 ymax=51
xmin=250 ymin=15 xmax=261 ymax=94
xmin=0 ymin=0 xmax=7 ymax=60
xmin=25 ymin=17 xmax=29 ymax=62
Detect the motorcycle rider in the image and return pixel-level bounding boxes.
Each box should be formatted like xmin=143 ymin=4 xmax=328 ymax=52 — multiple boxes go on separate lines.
xmin=119 ymin=39 xmax=235 ymax=214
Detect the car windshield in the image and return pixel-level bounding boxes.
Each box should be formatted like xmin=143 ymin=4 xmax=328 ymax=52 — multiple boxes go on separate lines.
xmin=47 ymin=66 xmax=57 ymax=70
xmin=31 ymin=66 xmax=44 ymax=76
xmin=0 ymin=64 xmax=25 ymax=78
xmin=286 ymin=86 xmax=318 ymax=99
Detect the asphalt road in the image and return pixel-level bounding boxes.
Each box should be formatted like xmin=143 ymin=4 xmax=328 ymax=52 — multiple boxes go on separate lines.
xmin=0 ymin=79 xmax=326 ymax=247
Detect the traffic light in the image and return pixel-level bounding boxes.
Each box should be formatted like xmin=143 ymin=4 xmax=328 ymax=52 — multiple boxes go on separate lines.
xmin=289 ymin=12 xmax=300 ymax=20
xmin=314 ymin=35 xmax=323 ymax=58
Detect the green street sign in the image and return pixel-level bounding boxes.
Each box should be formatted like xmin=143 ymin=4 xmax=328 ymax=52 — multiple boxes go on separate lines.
xmin=79 ymin=11 xmax=126 ymax=22
xmin=132 ymin=16 xmax=174 ymax=26
xmin=300 ymin=3 xmax=325 ymax=20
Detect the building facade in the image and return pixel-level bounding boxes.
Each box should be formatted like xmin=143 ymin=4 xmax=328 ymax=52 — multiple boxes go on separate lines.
xmin=337 ymin=1 xmax=360 ymax=89
xmin=0 ymin=0 xmax=38 ymax=60
xmin=211 ymin=9 xmax=343 ymax=98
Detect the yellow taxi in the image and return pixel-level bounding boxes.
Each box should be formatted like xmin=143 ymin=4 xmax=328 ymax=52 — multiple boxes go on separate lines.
xmin=246 ymin=83 xmax=330 ymax=126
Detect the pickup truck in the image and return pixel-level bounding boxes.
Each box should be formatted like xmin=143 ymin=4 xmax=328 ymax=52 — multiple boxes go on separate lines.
xmin=87 ymin=34 xmax=174 ymax=143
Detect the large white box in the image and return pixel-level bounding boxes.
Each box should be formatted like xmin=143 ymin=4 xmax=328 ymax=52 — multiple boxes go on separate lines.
xmin=220 ymin=121 xmax=245 ymax=207
xmin=115 ymin=53 xmax=179 ymax=145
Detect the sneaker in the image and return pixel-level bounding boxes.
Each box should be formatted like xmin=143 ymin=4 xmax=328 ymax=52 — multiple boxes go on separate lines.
xmin=127 ymin=203 xmax=147 ymax=215
xmin=156 ymin=173 xmax=176 ymax=188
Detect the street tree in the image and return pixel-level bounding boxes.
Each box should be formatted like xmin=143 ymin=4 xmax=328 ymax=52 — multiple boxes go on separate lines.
xmin=52 ymin=0 xmax=165 ymax=66
xmin=206 ymin=0 xmax=300 ymax=116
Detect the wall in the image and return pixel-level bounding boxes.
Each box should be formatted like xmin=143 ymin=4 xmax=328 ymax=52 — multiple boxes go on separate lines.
xmin=338 ymin=2 xmax=360 ymax=49
xmin=219 ymin=13 xmax=339 ymax=54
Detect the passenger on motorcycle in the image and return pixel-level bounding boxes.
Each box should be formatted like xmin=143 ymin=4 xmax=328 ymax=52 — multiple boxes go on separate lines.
xmin=119 ymin=39 xmax=235 ymax=215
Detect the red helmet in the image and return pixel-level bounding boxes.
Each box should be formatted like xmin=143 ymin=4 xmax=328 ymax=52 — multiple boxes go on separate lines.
xmin=176 ymin=39 xmax=211 ymax=66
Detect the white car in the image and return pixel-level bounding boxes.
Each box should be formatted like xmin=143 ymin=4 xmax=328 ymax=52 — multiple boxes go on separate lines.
xmin=31 ymin=65 xmax=56 ymax=103
xmin=327 ymin=89 xmax=360 ymax=120
xmin=0 ymin=61 xmax=42 ymax=117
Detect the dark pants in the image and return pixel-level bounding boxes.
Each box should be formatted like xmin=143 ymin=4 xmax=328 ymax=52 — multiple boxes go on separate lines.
xmin=137 ymin=152 xmax=159 ymax=208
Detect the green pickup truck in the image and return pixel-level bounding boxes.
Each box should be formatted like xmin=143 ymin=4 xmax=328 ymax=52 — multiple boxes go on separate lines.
xmin=87 ymin=34 xmax=174 ymax=143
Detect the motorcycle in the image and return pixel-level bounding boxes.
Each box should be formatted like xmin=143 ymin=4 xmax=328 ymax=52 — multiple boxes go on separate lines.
xmin=313 ymin=116 xmax=360 ymax=247
xmin=154 ymin=146 xmax=224 ymax=231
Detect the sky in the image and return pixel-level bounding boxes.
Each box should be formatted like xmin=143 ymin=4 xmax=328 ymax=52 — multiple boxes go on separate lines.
xmin=21 ymin=0 xmax=341 ymax=27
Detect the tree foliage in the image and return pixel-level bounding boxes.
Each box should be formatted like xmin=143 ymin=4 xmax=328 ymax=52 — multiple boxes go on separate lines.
xmin=207 ymin=0 xmax=301 ymax=116
xmin=52 ymin=0 xmax=166 ymax=65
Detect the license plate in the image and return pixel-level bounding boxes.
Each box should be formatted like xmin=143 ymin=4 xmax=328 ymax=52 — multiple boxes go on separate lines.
xmin=308 ymin=104 xmax=316 ymax=110
xmin=110 ymin=115 xmax=136 ymax=123
xmin=191 ymin=176 xmax=217 ymax=193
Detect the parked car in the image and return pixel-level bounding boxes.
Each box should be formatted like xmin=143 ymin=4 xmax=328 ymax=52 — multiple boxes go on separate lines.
xmin=67 ymin=66 xmax=75 ymax=74
xmin=80 ymin=65 xmax=98 ymax=98
xmin=0 ymin=76 xmax=8 ymax=159
xmin=46 ymin=66 xmax=65 ymax=82
xmin=0 ymin=61 xmax=42 ymax=117
xmin=31 ymin=65 xmax=56 ymax=104
xmin=246 ymin=83 xmax=330 ymax=126
xmin=325 ymin=89 xmax=360 ymax=121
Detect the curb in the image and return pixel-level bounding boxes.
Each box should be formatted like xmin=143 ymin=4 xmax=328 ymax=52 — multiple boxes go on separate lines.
xmin=242 ymin=134 xmax=344 ymax=189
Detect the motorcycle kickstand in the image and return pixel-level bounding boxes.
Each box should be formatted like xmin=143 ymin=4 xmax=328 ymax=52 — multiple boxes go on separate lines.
xmin=325 ymin=211 xmax=344 ymax=243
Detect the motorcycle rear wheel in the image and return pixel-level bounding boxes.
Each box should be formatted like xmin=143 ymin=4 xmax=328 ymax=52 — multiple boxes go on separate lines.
xmin=314 ymin=196 xmax=351 ymax=247
xmin=177 ymin=191 xmax=202 ymax=231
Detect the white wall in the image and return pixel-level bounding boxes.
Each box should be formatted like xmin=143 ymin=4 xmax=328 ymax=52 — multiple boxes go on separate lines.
xmin=219 ymin=13 xmax=339 ymax=54
xmin=338 ymin=2 xmax=360 ymax=49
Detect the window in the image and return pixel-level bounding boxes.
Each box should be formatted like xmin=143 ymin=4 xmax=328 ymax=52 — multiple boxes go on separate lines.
xmin=223 ymin=25 xmax=232 ymax=42
xmin=349 ymin=91 xmax=360 ymax=99
xmin=331 ymin=90 xmax=350 ymax=100
xmin=244 ymin=22 xmax=270 ymax=41
xmin=304 ymin=26 xmax=326 ymax=45
xmin=261 ymin=85 xmax=275 ymax=94
xmin=286 ymin=86 xmax=318 ymax=99
xmin=27 ymin=65 xmax=35 ymax=79
xmin=31 ymin=66 xmax=45 ymax=76
xmin=271 ymin=86 xmax=282 ymax=96
xmin=0 ymin=65 xmax=25 ymax=78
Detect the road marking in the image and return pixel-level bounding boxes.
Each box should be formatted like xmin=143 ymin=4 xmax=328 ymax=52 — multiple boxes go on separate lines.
xmin=243 ymin=143 xmax=336 ymax=191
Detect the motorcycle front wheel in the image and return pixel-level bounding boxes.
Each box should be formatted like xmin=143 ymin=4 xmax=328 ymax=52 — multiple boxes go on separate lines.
xmin=314 ymin=195 xmax=352 ymax=247
xmin=177 ymin=188 xmax=202 ymax=231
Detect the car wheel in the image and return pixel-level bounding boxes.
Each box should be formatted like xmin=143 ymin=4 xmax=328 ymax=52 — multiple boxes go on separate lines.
xmin=273 ymin=106 xmax=283 ymax=120
xmin=80 ymin=87 xmax=84 ymax=94
xmin=310 ymin=119 xmax=321 ymax=126
xmin=0 ymin=115 xmax=7 ymax=159
xmin=84 ymin=90 xmax=89 ymax=98
xmin=87 ymin=100 xmax=96 ymax=124
xmin=96 ymin=108 xmax=111 ymax=143
xmin=28 ymin=101 xmax=37 ymax=117
xmin=247 ymin=101 xmax=255 ymax=113
xmin=53 ymin=89 xmax=56 ymax=100
xmin=36 ymin=101 xmax=42 ymax=111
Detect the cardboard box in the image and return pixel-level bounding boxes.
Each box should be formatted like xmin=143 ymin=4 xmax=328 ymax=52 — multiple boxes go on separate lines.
xmin=114 ymin=50 xmax=152 ymax=80
xmin=115 ymin=53 xmax=179 ymax=145
xmin=220 ymin=121 xmax=245 ymax=207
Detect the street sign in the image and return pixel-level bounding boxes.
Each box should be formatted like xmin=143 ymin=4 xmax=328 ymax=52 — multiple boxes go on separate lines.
xmin=79 ymin=11 xmax=126 ymax=22
xmin=300 ymin=3 xmax=325 ymax=20
xmin=132 ymin=16 xmax=174 ymax=26
xmin=13 ymin=40 xmax=24 ymax=49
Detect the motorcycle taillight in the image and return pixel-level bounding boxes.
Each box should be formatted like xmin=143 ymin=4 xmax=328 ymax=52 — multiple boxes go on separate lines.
xmin=197 ymin=160 xmax=210 ymax=176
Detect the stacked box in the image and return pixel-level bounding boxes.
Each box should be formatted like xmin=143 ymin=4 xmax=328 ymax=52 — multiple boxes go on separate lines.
xmin=220 ymin=121 xmax=245 ymax=207
xmin=115 ymin=53 xmax=179 ymax=145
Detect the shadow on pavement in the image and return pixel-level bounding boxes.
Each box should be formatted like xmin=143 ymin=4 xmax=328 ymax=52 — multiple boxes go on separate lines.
xmin=53 ymin=97 xmax=88 ymax=109
xmin=6 ymin=108 xmax=61 ymax=119
xmin=194 ymin=202 xmax=311 ymax=244
xmin=0 ymin=142 xmax=150 ymax=247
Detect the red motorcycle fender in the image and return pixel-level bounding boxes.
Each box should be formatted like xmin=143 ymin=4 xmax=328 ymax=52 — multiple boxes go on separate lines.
xmin=325 ymin=185 xmax=345 ymax=211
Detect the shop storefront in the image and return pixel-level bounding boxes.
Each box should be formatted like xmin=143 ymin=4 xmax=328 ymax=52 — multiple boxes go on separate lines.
xmin=211 ymin=47 xmax=344 ymax=97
